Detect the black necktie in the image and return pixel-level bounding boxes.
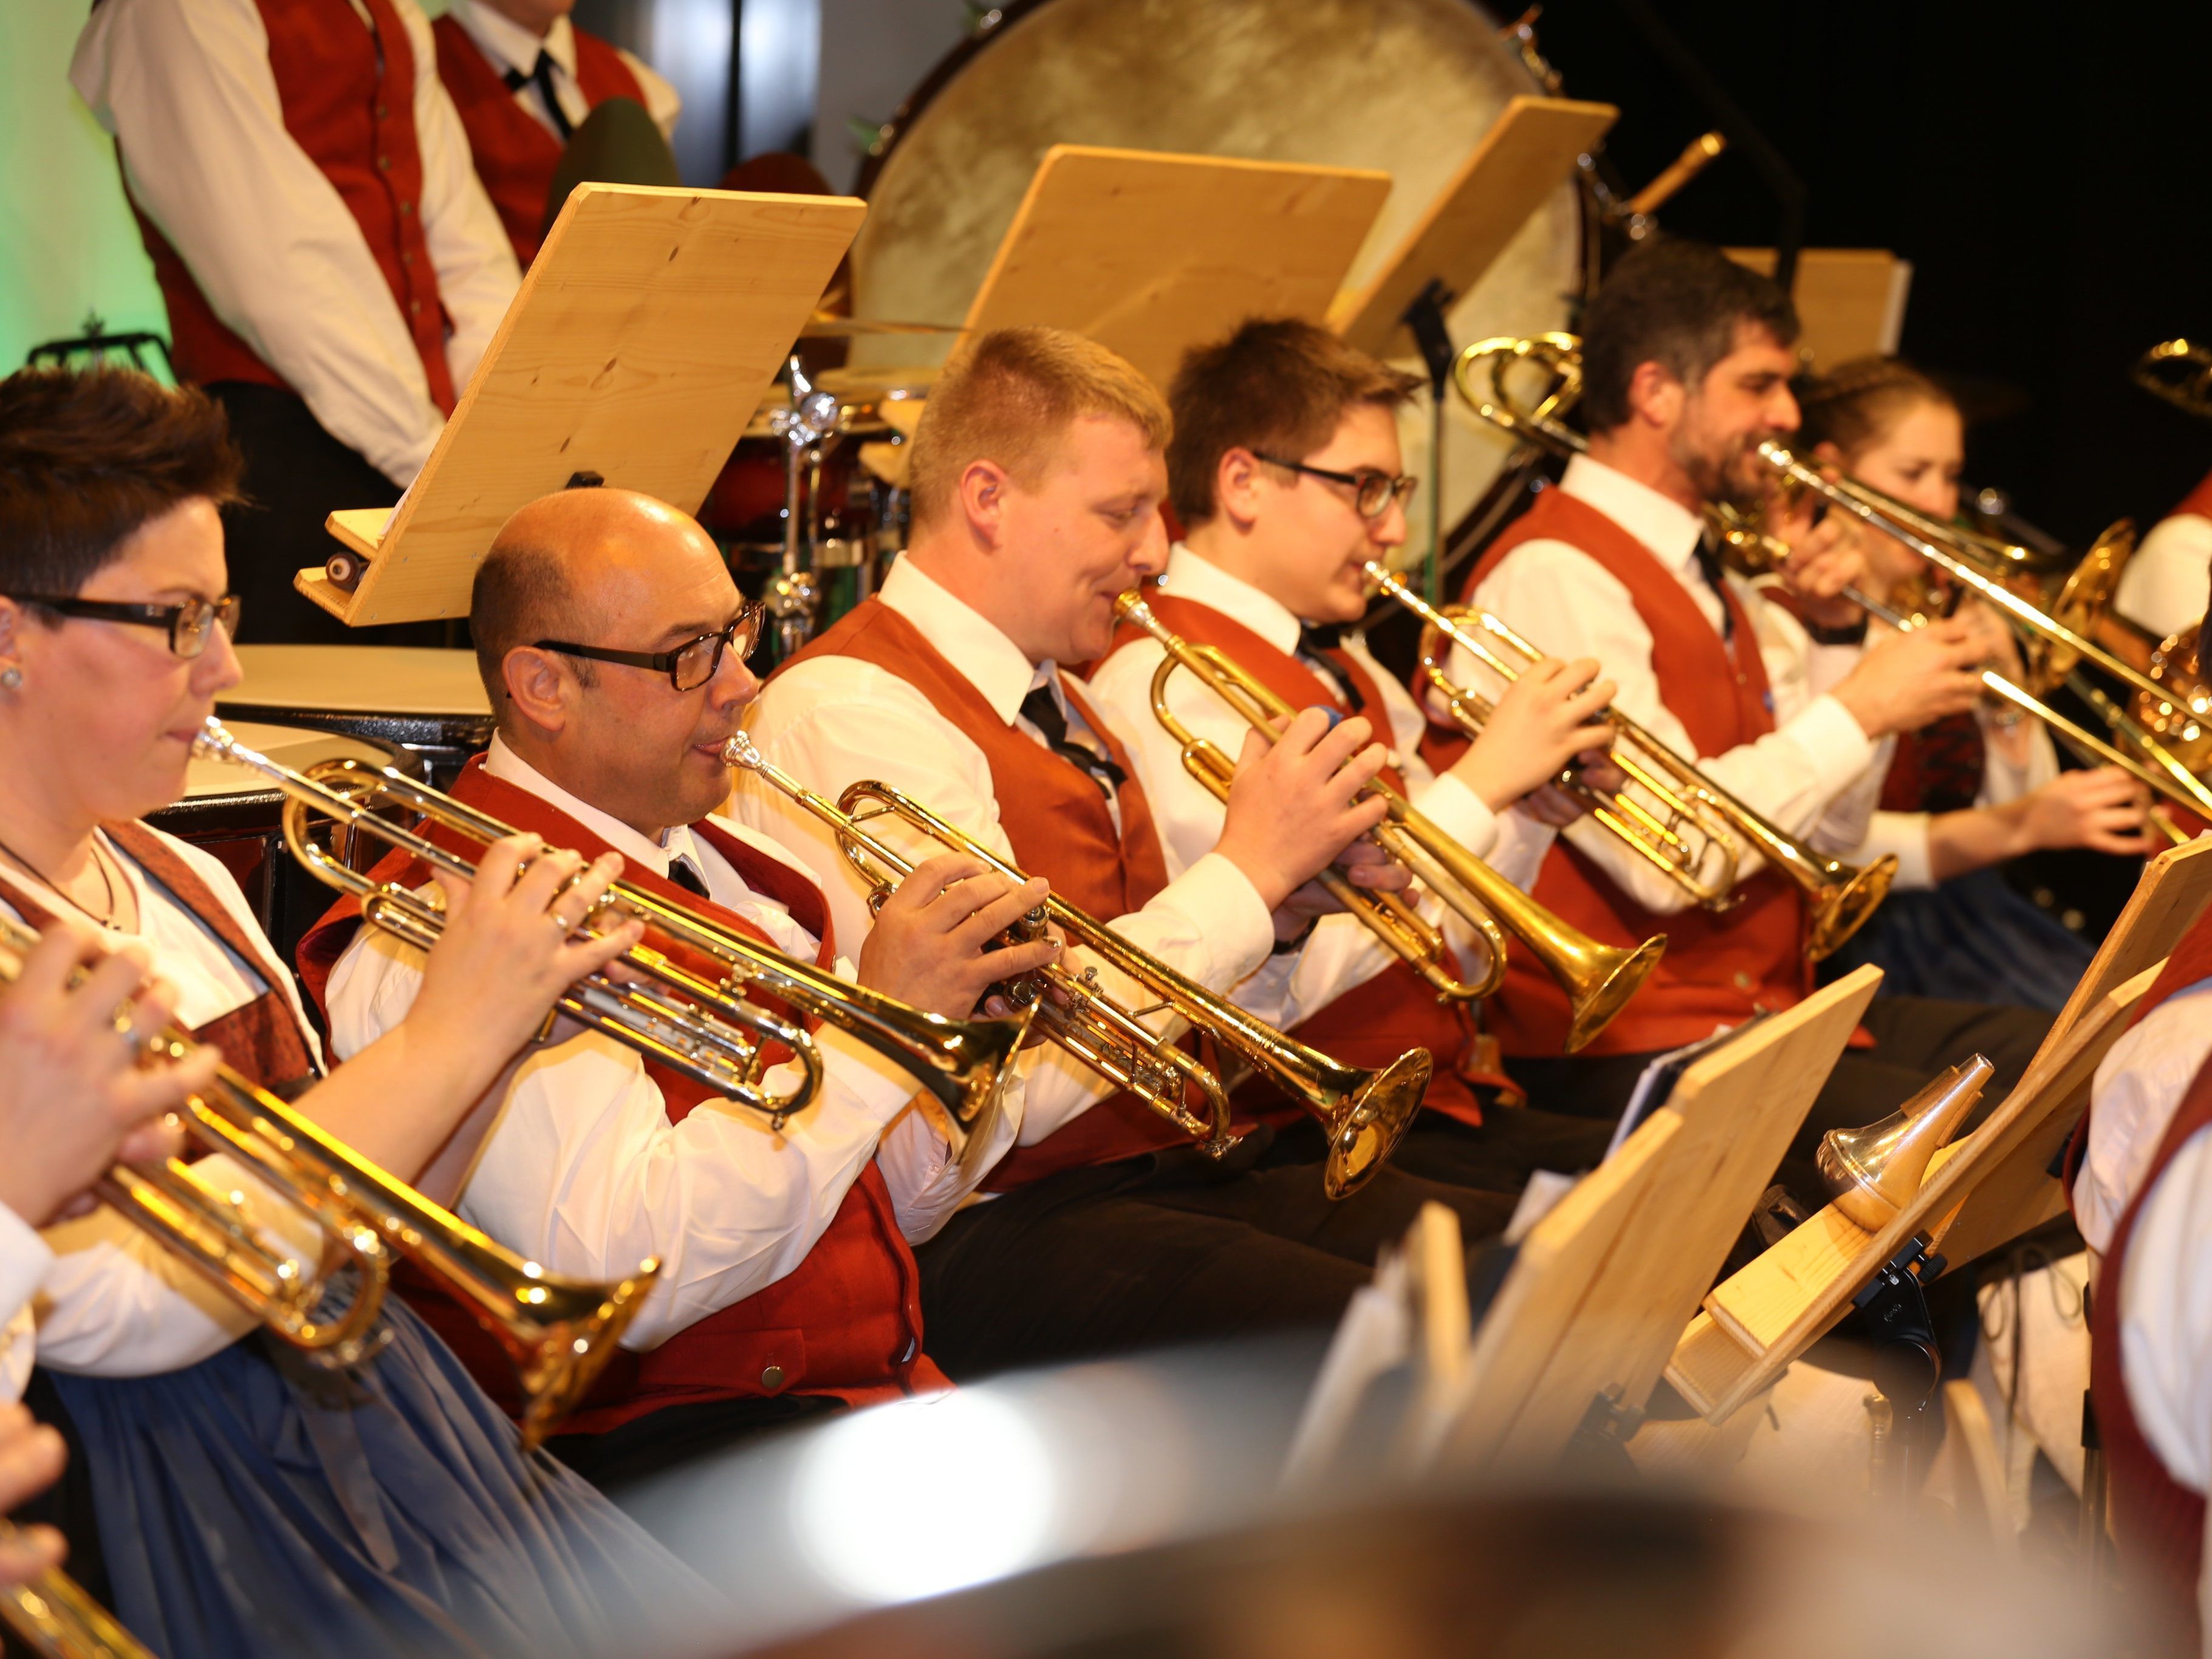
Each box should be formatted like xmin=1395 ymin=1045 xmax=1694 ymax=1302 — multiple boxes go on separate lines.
xmin=1295 ymin=622 xmax=1366 ymax=712
xmin=504 ymin=51 xmax=574 ymax=142
xmin=1019 ymin=685 xmax=1126 ymax=798
xmin=665 ymin=857 xmax=709 ymax=897
xmin=1691 ymin=535 xmax=1735 ymax=642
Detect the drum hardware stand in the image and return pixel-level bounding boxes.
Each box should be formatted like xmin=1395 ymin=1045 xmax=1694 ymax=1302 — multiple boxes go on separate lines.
xmin=768 ymin=355 xmax=844 ymax=659
xmin=1402 ymin=278 xmax=1460 ymax=605
xmin=1852 ymin=1234 xmax=1947 ymax=1504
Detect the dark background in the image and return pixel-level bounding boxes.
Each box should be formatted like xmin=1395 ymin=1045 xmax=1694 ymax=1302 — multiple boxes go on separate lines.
xmin=1536 ymin=0 xmax=2212 ymax=545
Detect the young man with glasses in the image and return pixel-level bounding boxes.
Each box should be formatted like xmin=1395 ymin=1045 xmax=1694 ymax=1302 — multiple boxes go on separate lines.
xmin=305 ymin=483 xmax=1066 ymax=1493
xmin=1087 ymin=317 xmax=1624 ymax=1192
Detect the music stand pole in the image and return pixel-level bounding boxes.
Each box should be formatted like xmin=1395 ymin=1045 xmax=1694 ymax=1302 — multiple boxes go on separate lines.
xmin=1403 ymin=279 xmax=1459 ymax=604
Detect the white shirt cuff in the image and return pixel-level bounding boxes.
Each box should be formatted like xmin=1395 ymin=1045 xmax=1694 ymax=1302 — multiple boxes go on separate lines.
xmin=1781 ymin=692 xmax=1877 ymax=800
xmin=1860 ymin=809 xmax=1936 ymax=891
xmin=1410 ymin=770 xmax=1501 ymax=857
xmin=1152 ymin=849 xmax=1278 ymax=989
xmin=0 ymin=1204 xmax=55 ymax=1331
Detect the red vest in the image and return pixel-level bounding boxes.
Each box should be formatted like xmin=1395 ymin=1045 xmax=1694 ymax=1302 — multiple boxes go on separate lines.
xmin=432 ymin=18 xmax=646 ymax=265
xmin=780 ymin=598 xmax=1202 ymax=1188
xmin=128 ymin=0 xmax=456 ymax=415
xmin=0 ymin=825 xmax=319 ymax=1095
xmin=295 ymin=758 xmax=943 ymax=1434
xmin=1104 ymin=590 xmax=1493 ymax=1126
xmin=2086 ymin=903 xmax=2212 ymax=1645
xmin=1449 ymin=487 xmax=1806 ymax=1056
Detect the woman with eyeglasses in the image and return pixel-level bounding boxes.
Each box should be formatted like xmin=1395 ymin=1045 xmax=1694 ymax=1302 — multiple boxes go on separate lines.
xmin=0 ymin=366 xmax=725 ymax=1658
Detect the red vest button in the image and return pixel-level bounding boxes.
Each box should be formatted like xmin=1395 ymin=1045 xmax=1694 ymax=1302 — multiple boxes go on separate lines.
xmin=377 ymin=154 xmax=391 ymax=171
xmin=761 ymin=1364 xmax=786 ymax=1391
xmin=1733 ymin=970 xmax=1756 ymax=990
xmin=400 ymin=200 xmax=415 ymax=217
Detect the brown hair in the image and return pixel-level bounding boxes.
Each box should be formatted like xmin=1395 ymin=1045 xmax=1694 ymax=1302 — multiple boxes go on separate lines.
xmin=905 ymin=327 xmax=1171 ymax=533
xmin=1166 ymin=318 xmax=1422 ymax=526
xmin=1795 ymin=355 xmax=1957 ymax=462
xmin=1580 ymin=238 xmax=1799 ymax=434
xmin=469 ymin=531 xmax=589 ymax=721
xmin=0 ymin=367 xmax=243 ymax=600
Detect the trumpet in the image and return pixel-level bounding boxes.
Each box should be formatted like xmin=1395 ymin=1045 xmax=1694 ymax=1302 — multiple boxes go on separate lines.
xmin=2 ymin=1526 xmax=156 ymax=1659
xmin=0 ymin=909 xmax=656 ymax=1451
xmin=1367 ymin=561 xmax=1742 ymax=908
xmin=725 ymin=734 xmax=1431 ymax=1200
xmin=2133 ymin=337 xmax=2212 ymax=421
xmin=1115 ymin=593 xmax=1665 ymax=1051
xmin=194 ymin=719 xmax=1029 ymax=1169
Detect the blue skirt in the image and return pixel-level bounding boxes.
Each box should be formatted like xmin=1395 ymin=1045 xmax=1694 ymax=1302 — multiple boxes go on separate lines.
xmin=1820 ymin=866 xmax=2094 ymax=1014
xmin=43 ymin=1296 xmax=730 ymax=1659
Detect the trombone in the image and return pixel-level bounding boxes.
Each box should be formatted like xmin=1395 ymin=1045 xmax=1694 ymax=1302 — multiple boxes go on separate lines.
xmin=1447 ymin=336 xmax=1901 ymax=960
xmin=1366 ymin=561 xmax=1742 ymax=908
xmin=724 ymin=734 xmax=1431 ymax=1200
xmin=0 ymin=910 xmax=656 ymax=1451
xmin=1115 ymin=593 xmax=1666 ymax=1052
xmin=195 ymin=719 xmax=1029 ymax=1168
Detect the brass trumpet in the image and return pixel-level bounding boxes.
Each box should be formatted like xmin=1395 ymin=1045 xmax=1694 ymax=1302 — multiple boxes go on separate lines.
xmin=195 ymin=719 xmax=1029 ymax=1168
xmin=0 ymin=910 xmax=656 ymax=1450
xmin=2133 ymin=337 xmax=2212 ymax=421
xmin=725 ymin=734 xmax=1431 ymax=1200
xmin=1115 ymin=594 xmax=1665 ymax=1052
xmin=1366 ymin=561 xmax=1742 ymax=908
xmin=2 ymin=1526 xmax=156 ymax=1659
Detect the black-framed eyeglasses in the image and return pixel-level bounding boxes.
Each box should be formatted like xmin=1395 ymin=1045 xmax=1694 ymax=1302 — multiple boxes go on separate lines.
xmin=7 ymin=593 xmax=241 ymax=658
xmin=535 ymin=600 xmax=766 ymax=692
xmin=1253 ymin=452 xmax=1419 ymax=520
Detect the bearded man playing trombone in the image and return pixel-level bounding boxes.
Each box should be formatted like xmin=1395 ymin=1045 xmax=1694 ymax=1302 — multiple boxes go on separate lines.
xmin=737 ymin=326 xmax=1533 ymax=1382
xmin=1440 ymin=236 xmax=2052 ymax=1177
xmin=306 ymin=484 xmax=1065 ymax=1493
xmin=1087 ymin=316 xmax=1626 ymax=1196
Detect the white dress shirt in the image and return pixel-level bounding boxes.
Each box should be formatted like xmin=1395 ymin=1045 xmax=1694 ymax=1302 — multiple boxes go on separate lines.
xmin=0 ymin=1207 xmax=49 ymax=1406
xmin=1087 ymin=546 xmax=1554 ymax=1025
xmin=2117 ymin=506 xmax=2212 ymax=642
xmin=71 ymin=0 xmax=521 ymax=488
xmin=734 ymin=556 xmax=1288 ymax=1149
xmin=1 ymin=830 xmax=325 ymax=1384
xmin=323 ymin=737 xmax=1007 ymax=1350
xmin=2077 ymin=973 xmax=2212 ymax=1632
xmin=1462 ymin=455 xmax=1882 ymax=915
xmin=442 ymin=0 xmax=681 ymax=143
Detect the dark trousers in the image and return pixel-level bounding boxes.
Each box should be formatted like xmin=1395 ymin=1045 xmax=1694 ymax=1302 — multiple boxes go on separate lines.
xmin=1387 ymin=1103 xmax=1619 ymax=1192
xmin=544 ymin=1393 xmax=842 ymax=1497
xmin=1504 ymin=994 xmax=2053 ymax=1213
xmin=206 ymin=381 xmax=451 ymax=647
xmin=914 ymin=1125 xmax=1519 ymax=1383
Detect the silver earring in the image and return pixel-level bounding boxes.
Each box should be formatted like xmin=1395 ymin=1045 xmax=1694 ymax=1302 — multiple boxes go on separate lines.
xmin=0 ymin=667 xmax=19 ymax=691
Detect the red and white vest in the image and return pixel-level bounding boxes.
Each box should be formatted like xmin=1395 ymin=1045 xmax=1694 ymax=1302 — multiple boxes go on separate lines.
xmin=2081 ymin=906 xmax=2212 ymax=1643
xmin=780 ymin=598 xmax=1211 ymax=1188
xmin=432 ymin=18 xmax=646 ymax=265
xmin=1427 ymin=487 xmax=1808 ymax=1057
xmin=295 ymin=757 xmax=944 ymax=1435
xmin=1103 ymin=591 xmax=1495 ymax=1126
xmin=126 ymin=0 xmax=457 ymax=414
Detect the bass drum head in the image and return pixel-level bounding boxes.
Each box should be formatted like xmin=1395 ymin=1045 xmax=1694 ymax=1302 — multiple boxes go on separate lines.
xmin=851 ymin=0 xmax=1588 ymax=550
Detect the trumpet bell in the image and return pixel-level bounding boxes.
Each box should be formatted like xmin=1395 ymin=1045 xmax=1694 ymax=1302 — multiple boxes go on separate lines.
xmin=1816 ymin=1053 xmax=1993 ymax=1230
xmin=1563 ymin=933 xmax=1669 ymax=1053
xmin=1806 ymin=853 xmax=1898 ymax=963
xmin=511 ymin=1257 xmax=662 ymax=1451
xmin=1320 ymin=1050 xmax=1433 ymax=1199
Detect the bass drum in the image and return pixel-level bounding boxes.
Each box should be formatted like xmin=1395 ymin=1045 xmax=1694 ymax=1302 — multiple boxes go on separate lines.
xmin=849 ymin=0 xmax=1590 ymax=557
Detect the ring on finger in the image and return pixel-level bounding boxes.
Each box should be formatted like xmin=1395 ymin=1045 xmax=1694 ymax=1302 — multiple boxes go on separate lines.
xmin=111 ymin=997 xmax=141 ymax=1045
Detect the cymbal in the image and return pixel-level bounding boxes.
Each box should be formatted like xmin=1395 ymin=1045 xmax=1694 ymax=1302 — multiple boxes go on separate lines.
xmin=798 ymin=313 xmax=963 ymax=338
xmin=815 ymin=365 xmax=940 ymax=400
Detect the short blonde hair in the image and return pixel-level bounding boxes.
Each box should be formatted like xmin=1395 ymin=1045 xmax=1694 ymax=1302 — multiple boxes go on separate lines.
xmin=905 ymin=327 xmax=1172 ymax=533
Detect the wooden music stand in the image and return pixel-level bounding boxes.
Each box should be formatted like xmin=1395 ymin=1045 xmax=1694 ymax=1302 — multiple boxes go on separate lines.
xmin=1433 ymin=966 xmax=1882 ymax=1474
xmin=1724 ymin=248 xmax=1913 ymax=369
xmin=957 ymin=145 xmax=1391 ymax=393
xmin=1327 ymin=96 xmax=1617 ymax=359
xmin=298 ymin=183 xmax=866 ymax=626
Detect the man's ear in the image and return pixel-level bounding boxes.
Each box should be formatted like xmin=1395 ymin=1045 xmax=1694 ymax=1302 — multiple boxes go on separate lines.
xmin=957 ymin=459 xmax=1013 ymax=550
xmin=1626 ymin=359 xmax=1686 ymax=431
xmin=501 ymin=646 xmax=572 ymax=737
xmin=1213 ymin=447 xmax=1266 ymax=530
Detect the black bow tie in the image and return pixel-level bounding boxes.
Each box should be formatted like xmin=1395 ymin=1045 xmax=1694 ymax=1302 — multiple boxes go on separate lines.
xmin=665 ymin=857 xmax=709 ymax=897
xmin=1295 ymin=623 xmax=1366 ymax=712
xmin=1691 ymin=534 xmax=1735 ymax=641
xmin=1019 ymin=684 xmax=1126 ymax=798
xmin=504 ymin=50 xmax=574 ymax=142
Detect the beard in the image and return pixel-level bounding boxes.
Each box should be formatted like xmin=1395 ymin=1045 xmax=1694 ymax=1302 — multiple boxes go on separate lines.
xmin=1671 ymin=421 xmax=1777 ymax=513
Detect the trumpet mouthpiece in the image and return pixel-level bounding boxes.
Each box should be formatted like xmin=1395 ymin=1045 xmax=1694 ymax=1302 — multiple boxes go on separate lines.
xmin=193 ymin=714 xmax=239 ymax=761
xmin=722 ymin=731 xmax=762 ymax=768
xmin=1113 ymin=592 xmax=1154 ymax=627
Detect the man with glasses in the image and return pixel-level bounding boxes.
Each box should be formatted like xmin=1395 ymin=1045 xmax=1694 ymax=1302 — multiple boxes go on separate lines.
xmin=303 ymin=483 xmax=1064 ymax=1494
xmin=1087 ymin=317 xmax=1625 ymax=1194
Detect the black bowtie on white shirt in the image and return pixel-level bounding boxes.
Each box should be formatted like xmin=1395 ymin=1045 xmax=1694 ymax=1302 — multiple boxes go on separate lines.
xmin=442 ymin=0 xmax=683 ymax=145
xmin=731 ymin=556 xmax=1318 ymax=1152
xmin=320 ymin=735 xmax=1022 ymax=1350
xmin=1459 ymin=453 xmax=1886 ymax=915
